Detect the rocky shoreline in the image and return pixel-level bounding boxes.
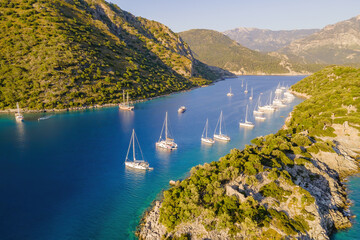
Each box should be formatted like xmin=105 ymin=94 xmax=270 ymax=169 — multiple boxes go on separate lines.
xmin=137 ymin=118 xmax=360 ymax=239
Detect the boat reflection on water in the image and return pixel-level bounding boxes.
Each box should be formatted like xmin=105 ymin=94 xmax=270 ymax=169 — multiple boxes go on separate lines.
xmin=118 ymin=109 xmax=134 ymax=131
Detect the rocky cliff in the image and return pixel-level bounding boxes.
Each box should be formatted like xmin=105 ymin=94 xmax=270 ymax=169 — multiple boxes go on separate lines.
xmin=279 ymin=15 xmax=360 ymax=64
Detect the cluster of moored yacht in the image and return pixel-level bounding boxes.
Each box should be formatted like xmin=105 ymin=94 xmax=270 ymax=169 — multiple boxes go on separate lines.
xmin=121 ymin=81 xmax=295 ymax=171
xmin=13 ymin=82 xmax=295 ymax=171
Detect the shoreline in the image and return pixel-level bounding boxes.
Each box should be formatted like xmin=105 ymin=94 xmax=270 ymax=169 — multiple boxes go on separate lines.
xmin=137 ymin=96 xmax=360 ymax=239
xmin=0 ymin=78 xmax=227 ymax=114
xmin=0 ymin=75 xmax=307 ymax=115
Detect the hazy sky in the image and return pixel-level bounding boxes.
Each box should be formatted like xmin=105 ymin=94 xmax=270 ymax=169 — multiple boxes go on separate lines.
xmin=110 ymin=0 xmax=360 ymax=32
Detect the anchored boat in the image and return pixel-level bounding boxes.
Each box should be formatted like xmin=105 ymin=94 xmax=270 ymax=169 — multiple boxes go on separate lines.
xmin=201 ymin=118 xmax=215 ymax=144
xmin=125 ymin=129 xmax=153 ymax=170
xmin=214 ymin=111 xmax=230 ymax=141
xmin=156 ymin=112 xmax=178 ymax=150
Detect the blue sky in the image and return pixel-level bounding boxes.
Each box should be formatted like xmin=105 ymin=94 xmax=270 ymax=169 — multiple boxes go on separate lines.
xmin=110 ymin=0 xmax=360 ymax=32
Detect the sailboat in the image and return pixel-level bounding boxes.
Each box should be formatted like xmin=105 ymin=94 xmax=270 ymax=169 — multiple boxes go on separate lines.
xmin=249 ymin=88 xmax=253 ymax=100
xmin=239 ymin=105 xmax=254 ymax=128
xmin=15 ymin=102 xmax=24 ymax=121
xmin=258 ymin=91 xmax=276 ymax=112
xmin=156 ymin=112 xmax=178 ymax=150
xmin=227 ymin=86 xmax=234 ymax=96
xmin=214 ymin=111 xmax=230 ymax=141
xmin=244 ymin=82 xmax=248 ymax=94
xmin=275 ymin=82 xmax=283 ymax=95
xmin=201 ymin=118 xmax=215 ymax=144
xmin=241 ymin=79 xmax=244 ymax=88
xmin=119 ymin=90 xmax=134 ymax=111
xmin=125 ymin=129 xmax=153 ymax=170
xmin=253 ymin=95 xmax=264 ymax=115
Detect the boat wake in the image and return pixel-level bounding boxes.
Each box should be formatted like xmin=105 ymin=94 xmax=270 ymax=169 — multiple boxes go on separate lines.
xmin=38 ymin=115 xmax=53 ymax=121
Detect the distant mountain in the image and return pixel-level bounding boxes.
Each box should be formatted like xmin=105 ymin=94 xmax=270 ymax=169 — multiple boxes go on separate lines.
xmin=279 ymin=15 xmax=360 ymax=64
xmin=0 ymin=0 xmax=230 ymax=110
xmin=223 ymin=27 xmax=319 ymax=52
xmin=179 ymin=29 xmax=315 ymax=75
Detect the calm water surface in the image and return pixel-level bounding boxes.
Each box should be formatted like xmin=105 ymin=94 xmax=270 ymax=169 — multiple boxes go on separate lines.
xmin=0 ymin=76 xmax=319 ymax=239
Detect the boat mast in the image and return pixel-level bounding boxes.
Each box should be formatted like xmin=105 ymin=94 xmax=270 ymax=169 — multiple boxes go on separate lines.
xmin=127 ymin=92 xmax=129 ymax=105
xmin=245 ymin=105 xmax=248 ymax=122
xmin=123 ymin=90 xmax=125 ymax=104
xmin=219 ymin=111 xmax=222 ymax=135
xmin=16 ymin=102 xmax=20 ymax=114
xmin=205 ymin=118 xmax=208 ymax=138
xmin=132 ymin=129 xmax=136 ymax=161
xmin=165 ymin=112 xmax=168 ymax=140
xmin=251 ymin=88 xmax=253 ymax=98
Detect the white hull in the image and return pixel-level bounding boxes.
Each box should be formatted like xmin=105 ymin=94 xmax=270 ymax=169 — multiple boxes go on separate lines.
xmin=253 ymin=110 xmax=264 ymax=115
xmin=119 ymin=104 xmax=134 ymax=111
xmin=15 ymin=114 xmax=24 ymax=121
xmin=178 ymin=106 xmax=186 ymax=113
xmin=125 ymin=161 xmax=153 ymax=170
xmin=214 ymin=134 xmax=230 ymax=141
xmin=239 ymin=122 xmax=254 ymax=128
xmin=201 ymin=137 xmax=215 ymax=144
xmin=156 ymin=140 xmax=178 ymax=150
xmin=227 ymin=93 xmax=233 ymax=96
xmin=258 ymin=105 xmax=276 ymax=112
xmin=244 ymin=90 xmax=248 ymax=94
xmin=272 ymin=100 xmax=286 ymax=108
xmin=255 ymin=116 xmax=266 ymax=121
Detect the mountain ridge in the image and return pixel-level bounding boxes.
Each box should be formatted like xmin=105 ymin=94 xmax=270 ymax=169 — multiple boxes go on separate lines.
xmin=278 ymin=14 xmax=360 ymax=64
xmin=223 ymin=27 xmax=319 ymax=52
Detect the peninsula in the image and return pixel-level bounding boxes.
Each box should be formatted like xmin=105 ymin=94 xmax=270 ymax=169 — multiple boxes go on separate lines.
xmin=138 ymin=66 xmax=360 ymax=239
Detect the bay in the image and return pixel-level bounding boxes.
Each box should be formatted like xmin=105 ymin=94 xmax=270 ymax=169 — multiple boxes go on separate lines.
xmin=0 ymin=75 xmax=304 ymax=240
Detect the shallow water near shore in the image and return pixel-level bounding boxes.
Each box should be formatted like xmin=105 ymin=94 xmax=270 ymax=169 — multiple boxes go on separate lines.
xmin=331 ymin=175 xmax=360 ymax=240
xmin=1 ymin=75 xmax=308 ymax=240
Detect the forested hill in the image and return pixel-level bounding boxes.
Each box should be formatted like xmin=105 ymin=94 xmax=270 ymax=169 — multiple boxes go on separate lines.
xmin=0 ymin=0 xmax=231 ymax=110
xmin=139 ymin=66 xmax=360 ymax=239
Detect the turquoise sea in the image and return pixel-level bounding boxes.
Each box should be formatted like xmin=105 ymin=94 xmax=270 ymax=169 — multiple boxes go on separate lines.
xmin=2 ymin=75 xmax=354 ymax=240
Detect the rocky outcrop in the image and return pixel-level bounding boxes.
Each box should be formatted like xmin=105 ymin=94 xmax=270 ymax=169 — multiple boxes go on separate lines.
xmin=138 ymin=121 xmax=359 ymax=240
xmin=138 ymin=201 xmax=166 ymax=240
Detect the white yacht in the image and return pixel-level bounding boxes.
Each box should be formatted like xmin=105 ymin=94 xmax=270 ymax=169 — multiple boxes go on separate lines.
xmin=119 ymin=91 xmax=134 ymax=111
xmin=253 ymin=95 xmax=264 ymax=115
xmin=258 ymin=91 xmax=276 ymax=112
xmin=239 ymin=105 xmax=254 ymax=128
xmin=227 ymin=86 xmax=234 ymax=96
xmin=244 ymin=82 xmax=248 ymax=94
xmin=201 ymin=118 xmax=215 ymax=144
xmin=15 ymin=102 xmax=24 ymax=121
xmin=241 ymin=79 xmax=244 ymax=88
xmin=125 ymin=129 xmax=153 ymax=170
xmin=178 ymin=106 xmax=186 ymax=113
xmin=249 ymin=87 xmax=253 ymax=100
xmin=214 ymin=111 xmax=230 ymax=141
xmin=255 ymin=115 xmax=266 ymax=121
xmin=156 ymin=112 xmax=178 ymax=150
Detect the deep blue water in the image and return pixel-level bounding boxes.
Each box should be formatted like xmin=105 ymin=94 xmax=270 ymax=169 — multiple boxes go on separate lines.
xmin=0 ymin=76 xmax=310 ymax=240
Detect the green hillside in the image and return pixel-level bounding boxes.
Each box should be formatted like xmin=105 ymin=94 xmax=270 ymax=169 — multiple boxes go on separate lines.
xmin=140 ymin=66 xmax=360 ymax=239
xmin=0 ymin=0 xmax=230 ymax=110
xmin=179 ymin=29 xmax=320 ymax=75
